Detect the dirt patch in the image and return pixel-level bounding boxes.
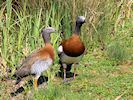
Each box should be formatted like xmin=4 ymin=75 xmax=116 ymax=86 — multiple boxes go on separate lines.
xmin=118 ymin=61 xmax=133 ymax=74
xmin=0 ymin=75 xmax=48 ymax=99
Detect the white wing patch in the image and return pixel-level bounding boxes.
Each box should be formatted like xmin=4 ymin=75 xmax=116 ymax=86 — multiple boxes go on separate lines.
xmin=31 ymin=58 xmax=53 ymax=75
xmin=58 ymin=45 xmax=63 ymax=53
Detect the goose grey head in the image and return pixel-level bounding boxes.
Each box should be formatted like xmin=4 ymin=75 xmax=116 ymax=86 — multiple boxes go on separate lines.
xmin=74 ymin=16 xmax=85 ymax=35
xmin=76 ymin=16 xmax=85 ymax=24
xmin=41 ymin=27 xmax=56 ymax=34
xmin=41 ymin=27 xmax=56 ymax=43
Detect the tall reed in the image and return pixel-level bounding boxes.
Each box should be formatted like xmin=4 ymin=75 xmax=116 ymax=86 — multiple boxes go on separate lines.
xmin=0 ymin=0 xmax=132 ymax=75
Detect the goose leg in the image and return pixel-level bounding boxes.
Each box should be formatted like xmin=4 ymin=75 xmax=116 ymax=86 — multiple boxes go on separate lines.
xmin=73 ymin=64 xmax=76 ymax=80
xmin=34 ymin=75 xmax=40 ymax=89
xmin=63 ymin=64 xmax=67 ymax=82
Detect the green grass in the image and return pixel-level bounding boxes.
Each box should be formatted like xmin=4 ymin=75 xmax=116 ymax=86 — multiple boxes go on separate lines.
xmin=0 ymin=0 xmax=133 ymax=99
xmin=18 ymin=53 xmax=133 ymax=100
xmin=0 ymin=52 xmax=133 ymax=99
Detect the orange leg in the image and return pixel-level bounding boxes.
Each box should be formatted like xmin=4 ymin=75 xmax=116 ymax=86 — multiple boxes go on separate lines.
xmin=34 ymin=79 xmax=38 ymax=89
xmin=34 ymin=75 xmax=40 ymax=89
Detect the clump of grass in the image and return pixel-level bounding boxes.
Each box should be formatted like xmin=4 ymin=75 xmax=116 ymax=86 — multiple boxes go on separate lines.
xmin=33 ymin=83 xmax=93 ymax=100
xmin=33 ymin=83 xmax=61 ymax=100
xmin=107 ymin=41 xmax=128 ymax=63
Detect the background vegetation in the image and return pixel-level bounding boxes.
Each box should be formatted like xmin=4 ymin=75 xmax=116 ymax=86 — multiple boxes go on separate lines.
xmin=0 ymin=0 xmax=133 ymax=99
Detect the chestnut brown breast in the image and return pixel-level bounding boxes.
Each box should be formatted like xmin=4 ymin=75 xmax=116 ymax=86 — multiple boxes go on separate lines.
xmin=61 ymin=34 xmax=85 ymax=57
xmin=39 ymin=43 xmax=55 ymax=60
